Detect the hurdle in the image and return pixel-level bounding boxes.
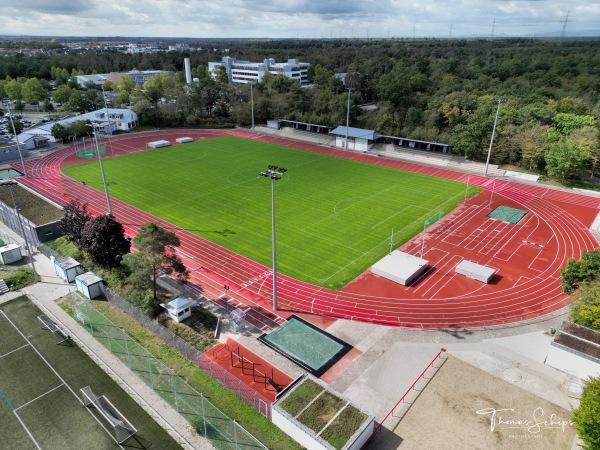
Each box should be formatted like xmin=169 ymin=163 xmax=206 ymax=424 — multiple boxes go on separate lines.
xmin=38 ymin=314 xmax=70 ymax=345
xmin=229 ymin=346 xmax=280 ymax=391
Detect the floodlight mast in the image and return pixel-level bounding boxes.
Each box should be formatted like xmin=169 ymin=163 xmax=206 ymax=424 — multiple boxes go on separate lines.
xmin=250 ymin=81 xmax=255 ymax=130
xmin=259 ymin=165 xmax=287 ymax=311
xmin=1 ymin=181 xmax=39 ymax=282
xmin=345 ymin=88 xmax=351 ymax=151
xmin=4 ymin=101 xmax=28 ymax=178
xmin=484 ymin=98 xmax=506 ymax=177
xmin=88 ymin=123 xmax=113 ymax=215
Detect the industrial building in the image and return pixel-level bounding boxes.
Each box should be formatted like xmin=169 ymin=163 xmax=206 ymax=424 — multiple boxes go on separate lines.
xmin=208 ymin=56 xmax=310 ymax=84
xmin=76 ymin=70 xmax=174 ymax=88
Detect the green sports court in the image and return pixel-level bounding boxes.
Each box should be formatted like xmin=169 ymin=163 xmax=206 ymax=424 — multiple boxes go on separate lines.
xmin=0 ymin=296 xmax=180 ymax=450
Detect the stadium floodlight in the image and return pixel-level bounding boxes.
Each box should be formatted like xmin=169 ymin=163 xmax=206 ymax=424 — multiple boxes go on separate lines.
xmin=259 ymin=165 xmax=287 ymax=311
xmin=345 ymin=88 xmax=351 ymax=151
xmin=3 ymin=101 xmax=28 ymax=178
xmin=484 ymin=98 xmax=506 ymax=177
xmin=250 ymin=81 xmax=255 ymax=130
xmin=87 ymin=122 xmax=113 ymax=215
xmin=0 ymin=180 xmax=39 ymax=282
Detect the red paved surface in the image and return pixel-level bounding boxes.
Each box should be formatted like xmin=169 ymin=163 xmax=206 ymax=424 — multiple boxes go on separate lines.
xmin=16 ymin=129 xmax=600 ymax=329
xmin=202 ymin=338 xmax=294 ymax=402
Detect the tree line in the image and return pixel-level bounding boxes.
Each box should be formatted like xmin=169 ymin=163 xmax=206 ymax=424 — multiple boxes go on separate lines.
xmin=1 ymin=38 xmax=599 ymax=181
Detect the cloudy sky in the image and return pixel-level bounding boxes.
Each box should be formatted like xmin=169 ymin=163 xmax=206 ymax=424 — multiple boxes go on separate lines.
xmin=0 ymin=0 xmax=598 ymax=39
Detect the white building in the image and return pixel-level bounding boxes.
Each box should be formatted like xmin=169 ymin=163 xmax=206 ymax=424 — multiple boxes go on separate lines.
xmin=329 ymin=126 xmax=382 ymax=152
xmin=76 ymin=70 xmax=174 ymax=89
xmin=208 ymin=56 xmax=310 ymax=84
xmin=17 ymin=108 xmax=139 ymax=148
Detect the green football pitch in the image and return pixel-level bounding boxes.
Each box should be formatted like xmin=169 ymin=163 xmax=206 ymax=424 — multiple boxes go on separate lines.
xmin=0 ymin=296 xmax=180 ymax=450
xmin=63 ymin=136 xmax=478 ymax=289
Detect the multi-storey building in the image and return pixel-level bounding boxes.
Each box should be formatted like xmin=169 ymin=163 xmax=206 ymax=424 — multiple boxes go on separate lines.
xmin=208 ymin=56 xmax=310 ymax=84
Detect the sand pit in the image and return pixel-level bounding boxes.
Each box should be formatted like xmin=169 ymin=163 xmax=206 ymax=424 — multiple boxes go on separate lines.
xmin=378 ymin=356 xmax=575 ymax=449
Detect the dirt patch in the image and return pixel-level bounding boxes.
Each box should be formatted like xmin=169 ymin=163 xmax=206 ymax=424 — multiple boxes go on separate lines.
xmin=382 ymin=356 xmax=575 ymax=450
xmin=0 ymin=183 xmax=63 ymax=225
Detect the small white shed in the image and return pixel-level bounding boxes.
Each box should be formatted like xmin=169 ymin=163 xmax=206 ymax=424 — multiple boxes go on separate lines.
xmin=75 ymin=271 xmax=104 ymax=299
xmin=0 ymin=244 xmax=23 ymax=264
xmin=161 ymin=297 xmax=192 ymax=323
xmin=53 ymin=256 xmax=81 ymax=283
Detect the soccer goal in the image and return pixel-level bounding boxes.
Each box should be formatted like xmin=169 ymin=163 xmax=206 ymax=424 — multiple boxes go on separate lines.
xmin=37 ymin=314 xmax=70 ymax=345
xmin=80 ymin=386 xmax=137 ymax=444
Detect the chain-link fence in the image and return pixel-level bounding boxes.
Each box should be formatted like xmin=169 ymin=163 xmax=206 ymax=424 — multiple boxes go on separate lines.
xmin=195 ymin=354 xmax=272 ymax=419
xmin=102 ymin=283 xmax=276 ymax=420
xmin=99 ymin=284 xmax=203 ymax=362
xmin=70 ymin=294 xmax=267 ymax=450
xmin=38 ymin=243 xmax=61 ymax=260
xmin=0 ymin=200 xmax=40 ymax=248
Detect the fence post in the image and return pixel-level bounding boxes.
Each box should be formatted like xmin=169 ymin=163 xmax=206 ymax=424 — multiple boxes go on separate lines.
xmin=233 ymin=419 xmax=238 ymax=449
xmin=200 ymin=393 xmax=207 ymax=437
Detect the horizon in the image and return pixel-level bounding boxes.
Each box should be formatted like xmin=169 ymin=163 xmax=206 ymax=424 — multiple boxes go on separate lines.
xmin=1 ymin=1 xmax=598 ymax=40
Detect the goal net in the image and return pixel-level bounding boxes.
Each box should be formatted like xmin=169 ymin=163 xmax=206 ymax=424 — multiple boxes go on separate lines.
xmin=81 ymin=386 xmax=137 ymax=443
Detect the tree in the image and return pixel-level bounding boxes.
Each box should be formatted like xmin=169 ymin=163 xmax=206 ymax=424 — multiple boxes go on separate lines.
xmin=569 ymin=280 xmax=600 ymax=331
xmin=570 ymin=126 xmax=600 ymax=177
xmin=4 ymin=79 xmax=22 ymax=100
xmin=561 ymin=249 xmax=600 ymax=294
xmin=58 ymin=201 xmax=92 ymax=246
xmin=21 ymin=78 xmax=47 ymax=104
xmin=117 ymin=74 xmax=136 ymax=94
xmin=50 ymin=123 xmax=69 ymax=141
xmin=123 ymin=222 xmax=189 ymax=303
xmin=572 ymin=376 xmax=600 ymax=450
xmin=53 ymin=84 xmax=75 ymax=104
xmin=545 ymin=138 xmax=590 ymax=181
xmin=80 ymin=215 xmax=131 ymax=269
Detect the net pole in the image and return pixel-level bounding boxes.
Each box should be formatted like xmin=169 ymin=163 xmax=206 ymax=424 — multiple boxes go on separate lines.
xmin=389 ymin=228 xmax=394 ymax=254
xmin=465 ymin=175 xmax=470 ymax=201
xmin=489 ymin=178 xmax=495 ymax=208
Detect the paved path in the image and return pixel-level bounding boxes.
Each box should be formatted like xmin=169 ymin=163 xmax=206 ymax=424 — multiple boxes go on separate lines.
xmin=0 ymin=223 xmax=213 ymax=450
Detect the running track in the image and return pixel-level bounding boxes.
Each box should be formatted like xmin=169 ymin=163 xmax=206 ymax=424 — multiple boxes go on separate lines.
xmin=15 ymin=130 xmax=600 ymax=329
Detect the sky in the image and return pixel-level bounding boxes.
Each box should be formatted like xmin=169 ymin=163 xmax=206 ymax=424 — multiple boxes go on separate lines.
xmin=0 ymin=0 xmax=598 ymax=39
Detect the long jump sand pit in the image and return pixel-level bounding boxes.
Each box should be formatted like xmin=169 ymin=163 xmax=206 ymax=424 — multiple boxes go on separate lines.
xmin=382 ymin=356 xmax=575 ymax=449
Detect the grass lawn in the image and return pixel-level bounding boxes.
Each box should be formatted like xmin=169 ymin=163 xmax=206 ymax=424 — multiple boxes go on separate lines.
xmin=0 ymin=296 xmax=180 ymax=450
xmin=62 ymin=135 xmax=478 ymax=289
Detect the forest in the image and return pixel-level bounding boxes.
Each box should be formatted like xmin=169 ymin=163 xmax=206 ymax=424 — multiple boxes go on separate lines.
xmin=1 ymin=37 xmax=599 ymax=182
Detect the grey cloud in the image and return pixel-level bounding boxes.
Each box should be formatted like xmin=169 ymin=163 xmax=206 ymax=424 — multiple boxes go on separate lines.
xmin=0 ymin=0 xmax=95 ymax=14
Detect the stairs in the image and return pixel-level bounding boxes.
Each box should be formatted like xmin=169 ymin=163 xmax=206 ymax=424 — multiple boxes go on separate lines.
xmin=0 ymin=279 xmax=10 ymax=295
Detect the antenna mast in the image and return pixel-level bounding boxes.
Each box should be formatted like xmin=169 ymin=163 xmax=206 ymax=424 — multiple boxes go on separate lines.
xmin=561 ymin=10 xmax=570 ymax=40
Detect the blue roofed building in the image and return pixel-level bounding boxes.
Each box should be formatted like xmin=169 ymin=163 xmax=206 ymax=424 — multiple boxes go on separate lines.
xmin=329 ymin=126 xmax=382 ymax=152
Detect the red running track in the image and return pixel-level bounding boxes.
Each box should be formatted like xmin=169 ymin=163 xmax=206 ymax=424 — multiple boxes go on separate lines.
xmin=15 ymin=129 xmax=600 ymax=329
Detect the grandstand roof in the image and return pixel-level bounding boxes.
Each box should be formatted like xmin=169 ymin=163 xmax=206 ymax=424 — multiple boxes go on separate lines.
xmin=330 ymin=126 xmax=381 ymax=141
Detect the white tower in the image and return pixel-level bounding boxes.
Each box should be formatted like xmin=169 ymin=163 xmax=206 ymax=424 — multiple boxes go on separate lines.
xmin=184 ymin=58 xmax=192 ymax=84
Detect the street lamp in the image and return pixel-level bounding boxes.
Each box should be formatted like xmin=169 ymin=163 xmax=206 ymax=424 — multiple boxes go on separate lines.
xmin=0 ymin=181 xmax=39 ymax=282
xmin=87 ymin=123 xmax=113 ymax=215
xmin=345 ymin=88 xmax=351 ymax=150
xmin=3 ymin=101 xmax=28 ymax=178
xmin=484 ymin=98 xmax=506 ymax=177
xmin=259 ymin=165 xmax=287 ymax=311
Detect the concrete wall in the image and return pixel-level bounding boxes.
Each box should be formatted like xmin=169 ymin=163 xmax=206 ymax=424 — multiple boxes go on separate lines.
xmin=0 ymin=144 xmax=29 ymax=162
xmin=545 ymin=342 xmax=600 ymax=380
